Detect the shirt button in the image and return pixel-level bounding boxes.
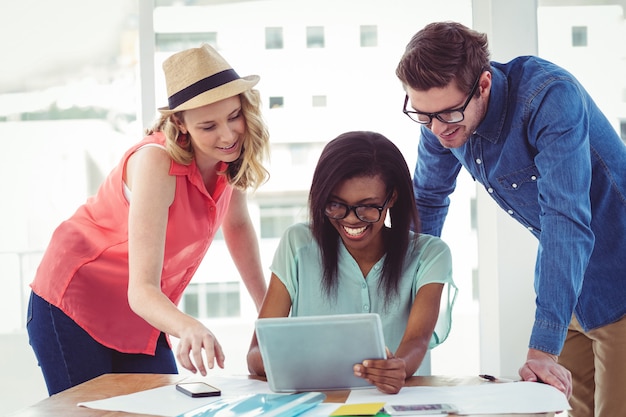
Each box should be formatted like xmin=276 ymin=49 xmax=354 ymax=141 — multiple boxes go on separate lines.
xmin=531 ymin=175 xmax=537 ymax=181
xmin=507 ymin=210 xmax=514 ymax=215
xmin=527 ymin=226 xmax=534 ymax=231
xmin=487 ymin=187 xmax=494 ymax=193
xmin=363 ymin=305 xmax=369 ymax=311
xmin=476 ymin=158 xmax=482 ymax=164
xmin=511 ymin=183 xmax=518 ymax=189
xmin=362 ymin=283 xmax=366 ymax=289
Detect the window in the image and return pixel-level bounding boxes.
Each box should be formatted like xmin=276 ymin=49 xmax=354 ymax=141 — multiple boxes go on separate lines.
xmin=269 ymin=96 xmax=284 ymax=109
xmin=0 ymin=0 xmax=139 ymax=335
xmin=182 ymin=282 xmax=241 ymax=318
xmin=312 ymin=95 xmax=327 ymax=107
xmin=205 ymin=282 xmax=240 ymax=318
xmin=260 ymin=204 xmax=308 ymax=238
xmin=306 ymin=26 xmax=325 ymax=48
xmin=571 ymin=26 xmax=587 ymax=47
xmin=360 ymin=25 xmax=378 ymax=47
xmin=182 ymin=286 xmax=200 ymax=317
xmin=265 ymin=27 xmax=284 ymax=49
xmin=289 ymin=142 xmax=311 ymax=165
xmin=155 ymin=32 xmax=217 ymax=51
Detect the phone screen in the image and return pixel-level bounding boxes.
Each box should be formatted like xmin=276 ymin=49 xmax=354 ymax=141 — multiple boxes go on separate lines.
xmin=393 ymin=404 xmax=447 ymax=411
xmin=386 ymin=403 xmax=457 ymax=415
xmin=176 ymin=382 xmax=221 ymax=398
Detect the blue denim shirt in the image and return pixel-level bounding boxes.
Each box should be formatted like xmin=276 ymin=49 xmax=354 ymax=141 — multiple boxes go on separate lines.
xmin=412 ymin=56 xmax=626 ymax=355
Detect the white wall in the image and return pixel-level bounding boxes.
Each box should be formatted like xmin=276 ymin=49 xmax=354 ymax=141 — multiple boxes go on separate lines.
xmin=538 ymin=5 xmax=626 ymax=127
xmin=472 ymin=0 xmax=540 ymax=377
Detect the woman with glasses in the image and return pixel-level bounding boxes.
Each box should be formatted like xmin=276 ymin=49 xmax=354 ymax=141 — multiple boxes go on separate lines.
xmin=247 ymin=131 xmax=456 ymax=394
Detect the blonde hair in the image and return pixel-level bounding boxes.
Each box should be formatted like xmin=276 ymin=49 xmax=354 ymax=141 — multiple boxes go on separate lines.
xmin=147 ymin=89 xmax=270 ymax=191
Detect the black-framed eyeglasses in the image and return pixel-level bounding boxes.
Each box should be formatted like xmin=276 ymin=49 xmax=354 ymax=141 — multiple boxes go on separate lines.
xmin=324 ymin=193 xmax=392 ymax=223
xmin=402 ymin=73 xmax=482 ymax=125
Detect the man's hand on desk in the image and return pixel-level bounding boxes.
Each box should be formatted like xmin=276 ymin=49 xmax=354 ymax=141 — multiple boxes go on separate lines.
xmin=519 ymin=348 xmax=572 ymax=399
xmin=353 ymin=350 xmax=407 ymax=394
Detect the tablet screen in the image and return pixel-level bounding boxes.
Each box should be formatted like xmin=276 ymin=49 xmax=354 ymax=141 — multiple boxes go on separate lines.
xmin=255 ymin=313 xmax=387 ymax=392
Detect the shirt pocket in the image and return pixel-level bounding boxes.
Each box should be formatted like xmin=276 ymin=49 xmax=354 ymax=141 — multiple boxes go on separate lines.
xmin=496 ymin=164 xmax=540 ymax=207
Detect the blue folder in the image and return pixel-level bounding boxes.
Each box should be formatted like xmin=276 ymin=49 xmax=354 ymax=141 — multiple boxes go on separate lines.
xmin=177 ymin=391 xmax=326 ymax=417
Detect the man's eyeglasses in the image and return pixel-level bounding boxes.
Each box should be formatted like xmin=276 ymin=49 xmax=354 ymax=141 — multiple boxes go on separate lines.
xmin=324 ymin=193 xmax=392 ymax=223
xmin=402 ymin=73 xmax=482 ymax=125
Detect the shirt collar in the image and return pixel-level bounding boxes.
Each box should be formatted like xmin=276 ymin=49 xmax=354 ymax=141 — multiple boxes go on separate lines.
xmin=169 ymin=158 xmax=229 ymax=200
xmin=474 ymin=64 xmax=508 ymax=144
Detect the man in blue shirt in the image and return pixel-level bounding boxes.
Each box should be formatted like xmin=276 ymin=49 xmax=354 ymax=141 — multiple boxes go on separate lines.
xmin=396 ymin=21 xmax=626 ymax=417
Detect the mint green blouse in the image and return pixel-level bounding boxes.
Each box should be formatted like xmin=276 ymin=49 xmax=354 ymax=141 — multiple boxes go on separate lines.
xmin=270 ymin=222 xmax=457 ymax=352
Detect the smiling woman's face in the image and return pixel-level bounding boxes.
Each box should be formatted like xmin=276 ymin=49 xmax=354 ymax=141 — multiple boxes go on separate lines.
xmin=326 ymin=174 xmax=392 ymax=256
xmin=178 ymin=95 xmax=246 ymax=165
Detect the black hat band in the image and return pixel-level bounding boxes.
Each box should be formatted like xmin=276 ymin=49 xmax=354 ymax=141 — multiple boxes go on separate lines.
xmin=168 ymin=69 xmax=240 ymax=110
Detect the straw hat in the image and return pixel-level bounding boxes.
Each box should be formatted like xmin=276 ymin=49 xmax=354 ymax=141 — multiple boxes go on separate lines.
xmin=158 ymin=44 xmax=260 ymax=115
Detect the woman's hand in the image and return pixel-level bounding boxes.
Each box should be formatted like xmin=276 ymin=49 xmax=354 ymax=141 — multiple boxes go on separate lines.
xmin=175 ymin=320 xmax=225 ymax=376
xmin=353 ymin=349 xmax=407 ymax=394
xmin=246 ymin=343 xmax=266 ymax=377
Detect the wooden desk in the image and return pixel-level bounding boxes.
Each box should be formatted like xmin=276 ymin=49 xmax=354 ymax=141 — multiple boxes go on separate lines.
xmin=8 ymin=373 xmax=556 ymax=417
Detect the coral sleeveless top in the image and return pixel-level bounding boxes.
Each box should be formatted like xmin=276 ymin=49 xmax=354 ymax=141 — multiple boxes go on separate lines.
xmin=31 ymin=132 xmax=233 ymax=354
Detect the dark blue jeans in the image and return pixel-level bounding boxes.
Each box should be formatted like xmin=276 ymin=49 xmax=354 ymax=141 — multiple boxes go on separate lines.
xmin=27 ymin=291 xmax=178 ymax=395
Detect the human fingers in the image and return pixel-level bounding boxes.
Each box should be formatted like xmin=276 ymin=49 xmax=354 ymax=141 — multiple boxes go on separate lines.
xmin=374 ymin=379 xmax=403 ymax=394
xmin=354 ymin=358 xmax=406 ymax=393
xmin=353 ymin=364 xmax=403 ymax=394
xmin=519 ymin=358 xmax=572 ymax=398
xmin=193 ymin=331 xmax=222 ymax=376
xmin=187 ymin=336 xmax=207 ymax=376
xmin=361 ymin=353 xmax=405 ymax=371
xmin=183 ymin=330 xmax=214 ymax=376
xmin=354 ymin=347 xmax=398 ymax=374
xmin=364 ymin=370 xmax=404 ymax=395
xmin=539 ymin=364 xmax=572 ymax=398
xmin=385 ymin=346 xmax=393 ymax=359
xmin=206 ymin=335 xmax=225 ymax=370
xmin=176 ymin=338 xmax=198 ymax=374
xmin=518 ymin=362 xmax=538 ymax=382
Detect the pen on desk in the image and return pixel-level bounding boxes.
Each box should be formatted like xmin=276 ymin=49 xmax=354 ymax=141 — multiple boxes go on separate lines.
xmin=479 ymin=374 xmax=517 ymax=383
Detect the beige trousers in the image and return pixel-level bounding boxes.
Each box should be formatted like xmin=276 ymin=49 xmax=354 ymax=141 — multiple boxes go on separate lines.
xmin=558 ymin=314 xmax=626 ymax=417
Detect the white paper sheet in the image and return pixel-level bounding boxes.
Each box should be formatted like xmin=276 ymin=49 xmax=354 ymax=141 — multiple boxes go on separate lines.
xmin=77 ymin=375 xmax=275 ymax=416
xmin=300 ymin=403 xmax=348 ymax=416
xmin=77 ymin=377 xmax=569 ymax=416
xmin=346 ymin=381 xmax=570 ymax=415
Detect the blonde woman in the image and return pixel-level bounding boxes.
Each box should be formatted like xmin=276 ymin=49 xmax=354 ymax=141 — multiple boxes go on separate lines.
xmin=28 ymin=45 xmax=270 ymax=395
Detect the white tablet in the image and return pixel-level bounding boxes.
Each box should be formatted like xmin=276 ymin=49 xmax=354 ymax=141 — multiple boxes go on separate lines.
xmin=254 ymin=313 xmax=387 ymax=392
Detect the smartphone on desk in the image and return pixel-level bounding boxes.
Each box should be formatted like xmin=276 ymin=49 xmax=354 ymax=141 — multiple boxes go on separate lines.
xmin=176 ymin=382 xmax=221 ymax=398
xmin=384 ymin=403 xmax=457 ymax=415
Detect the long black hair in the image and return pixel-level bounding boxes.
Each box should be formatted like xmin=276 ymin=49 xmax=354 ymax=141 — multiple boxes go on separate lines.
xmin=309 ymin=131 xmax=421 ymax=302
